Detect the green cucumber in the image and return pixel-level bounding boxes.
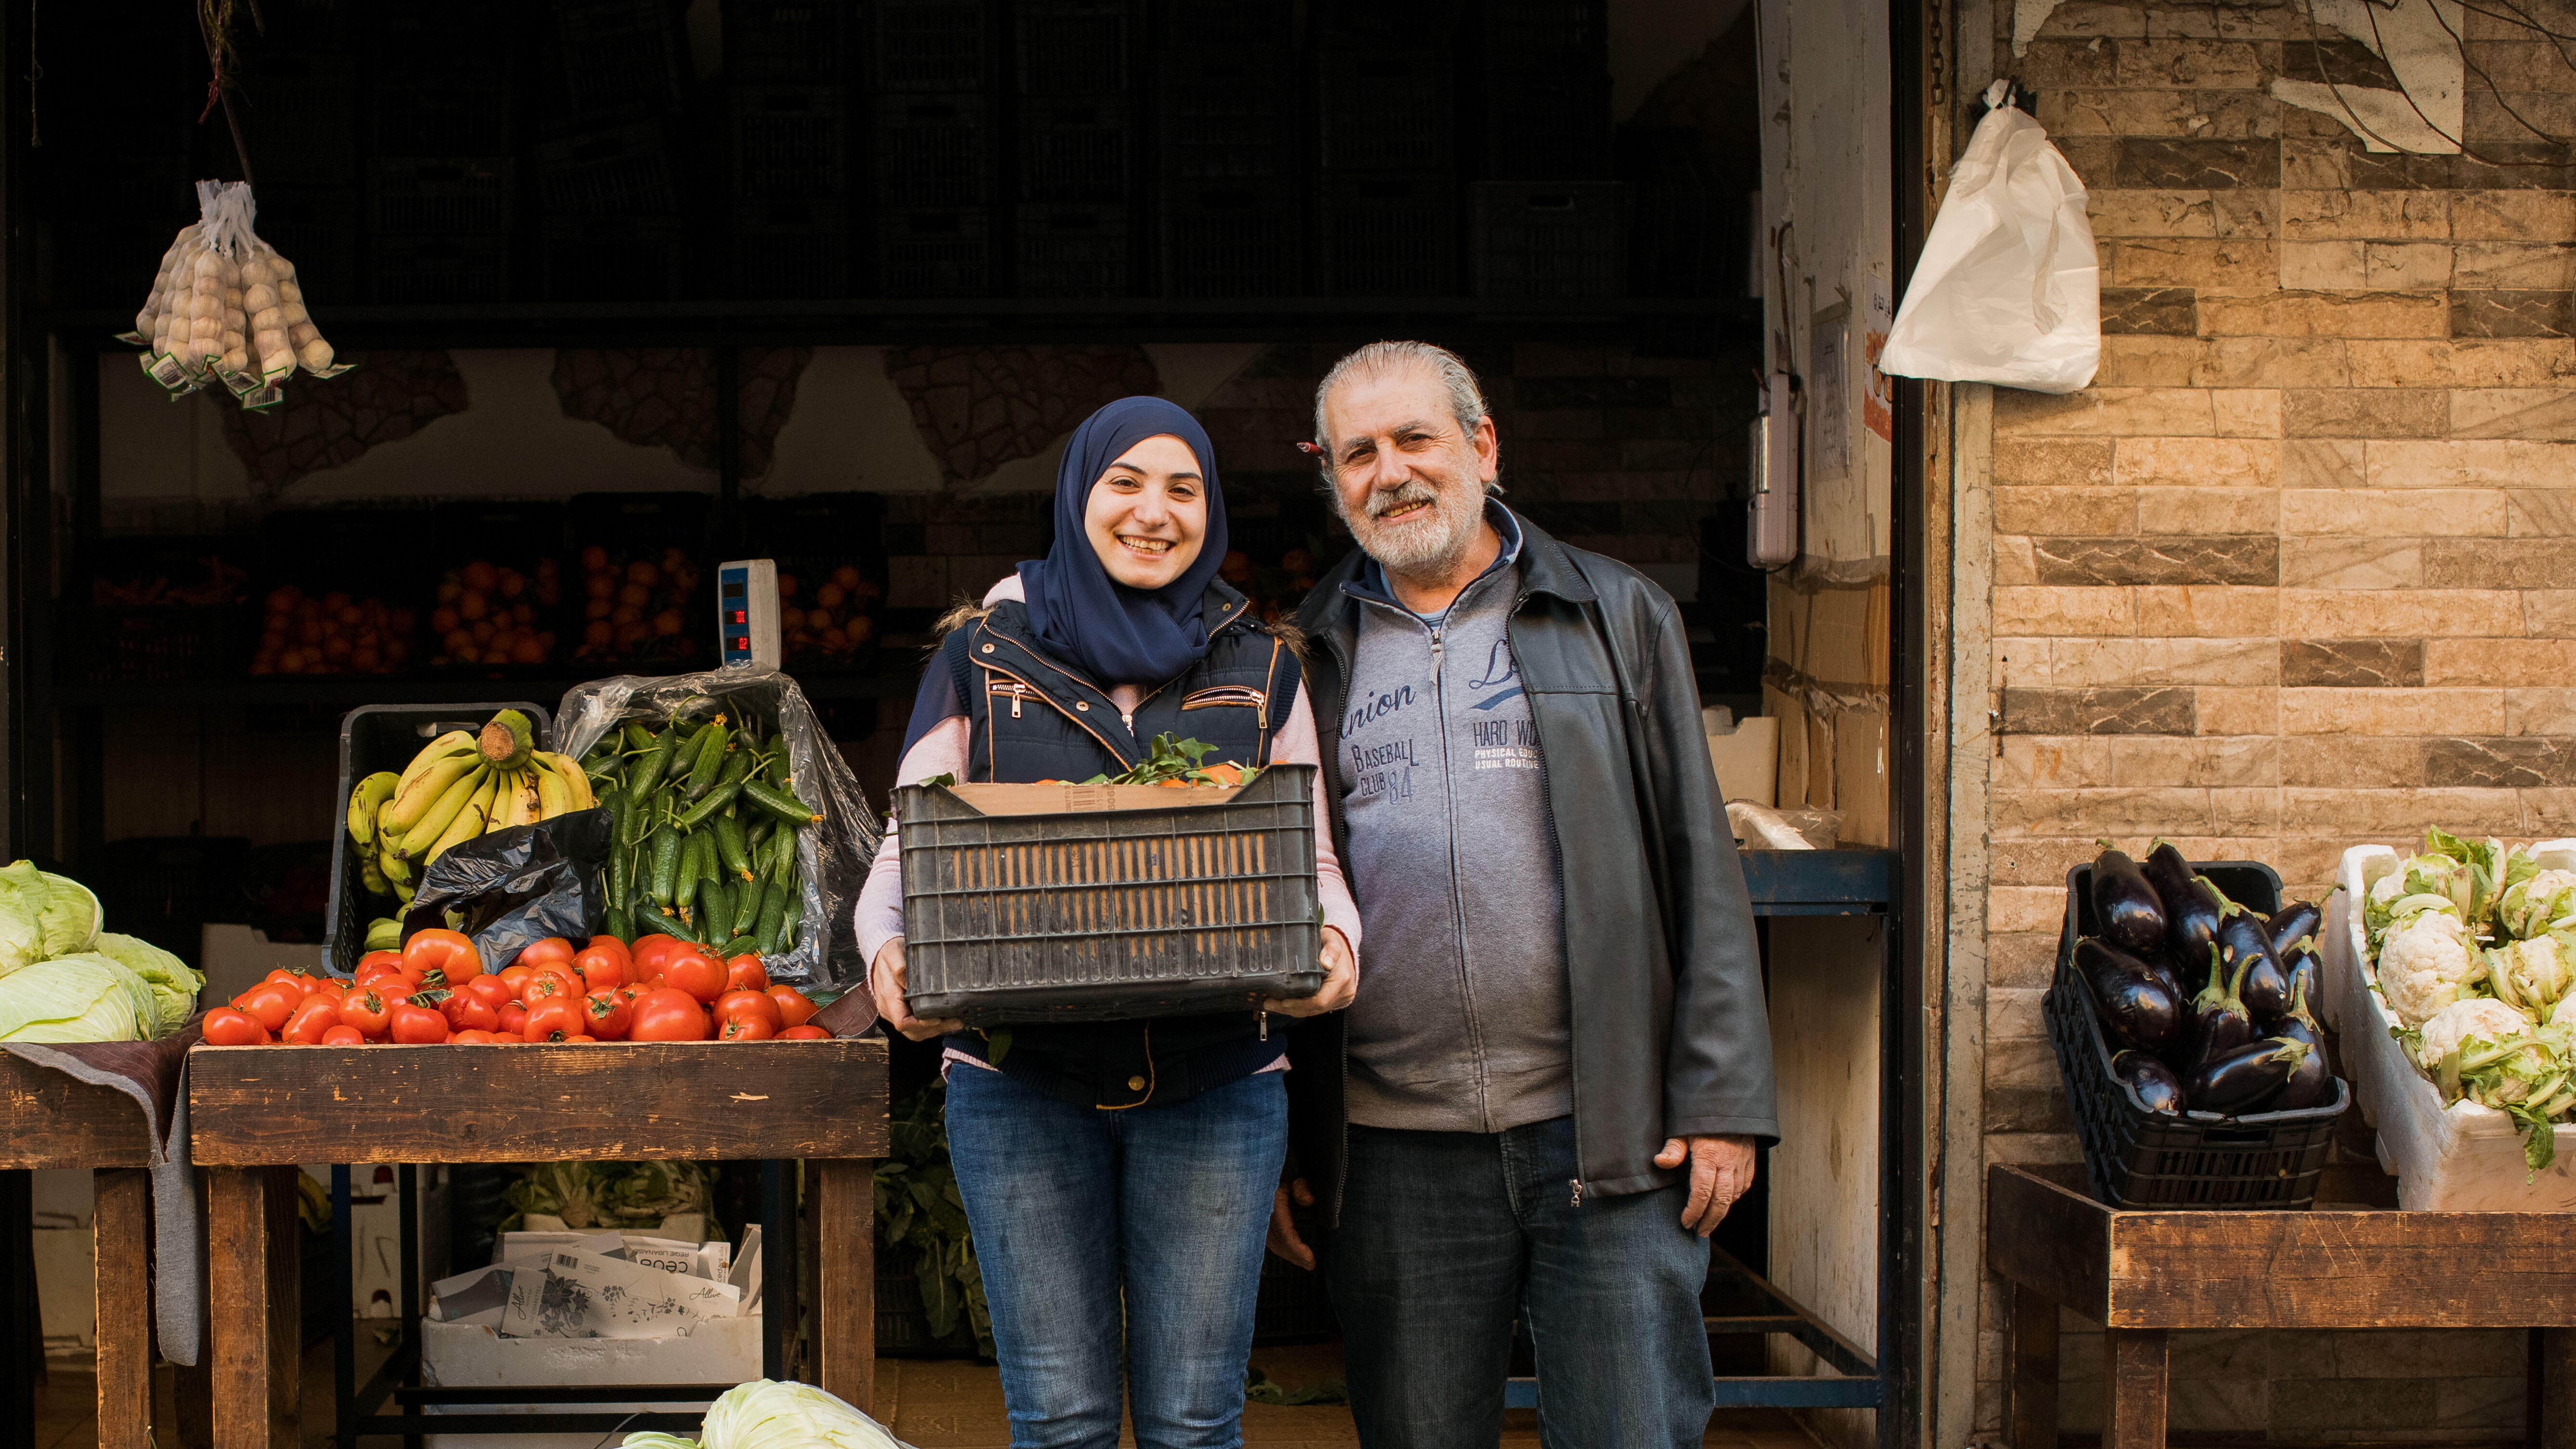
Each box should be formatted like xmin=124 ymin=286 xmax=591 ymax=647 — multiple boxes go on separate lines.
xmin=674 ymin=780 xmax=742 ymax=832
xmin=741 ymin=778 xmax=820 ymax=827
xmin=628 ymin=724 xmax=684 ymax=798
xmin=683 ymin=719 xmax=731 ymax=800
xmin=779 ymin=888 xmax=803 ymax=953
xmin=649 ymin=827 xmax=685 ymax=912
xmin=755 ymin=892 xmax=789 ymax=956
xmin=731 ymin=874 xmax=765 ymax=939
xmin=698 ymin=876 xmax=734 ymax=942
xmin=713 ymin=813 xmax=753 ymax=881
xmin=604 ymin=905 xmax=632 ymax=944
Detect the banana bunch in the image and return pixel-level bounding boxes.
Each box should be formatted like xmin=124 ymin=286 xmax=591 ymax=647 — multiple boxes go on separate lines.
xmin=344 ymin=709 xmax=598 ymax=903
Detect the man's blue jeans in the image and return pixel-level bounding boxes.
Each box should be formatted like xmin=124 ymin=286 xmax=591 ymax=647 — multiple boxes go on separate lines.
xmin=945 ymin=1066 xmax=1288 ymax=1449
xmin=1324 ymin=1116 xmax=1717 ymax=1448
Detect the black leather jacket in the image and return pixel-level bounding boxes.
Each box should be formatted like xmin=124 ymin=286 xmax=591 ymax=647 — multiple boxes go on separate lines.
xmin=1289 ymin=509 xmax=1780 ymax=1219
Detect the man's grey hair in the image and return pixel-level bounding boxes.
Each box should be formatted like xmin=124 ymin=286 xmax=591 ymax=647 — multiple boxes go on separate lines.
xmin=1311 ymin=341 xmax=1500 ymax=494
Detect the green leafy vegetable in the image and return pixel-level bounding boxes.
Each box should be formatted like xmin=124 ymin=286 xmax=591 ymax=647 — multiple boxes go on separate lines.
xmin=0 ymin=954 xmax=158 ymax=1042
xmin=92 ymin=933 xmax=203 ymax=1038
xmin=874 ymin=1083 xmax=994 ymax=1357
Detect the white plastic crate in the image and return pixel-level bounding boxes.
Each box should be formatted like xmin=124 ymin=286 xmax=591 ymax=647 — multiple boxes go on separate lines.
xmin=2326 ymin=840 xmax=2576 ymax=1209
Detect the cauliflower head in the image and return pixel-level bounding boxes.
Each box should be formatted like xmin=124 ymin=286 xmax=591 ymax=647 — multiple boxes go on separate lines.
xmin=2503 ymin=869 xmax=2576 ymax=940
xmin=2494 ymin=935 xmax=2576 ymax=1015
xmin=2414 ymin=997 xmax=2536 ymax=1072
xmin=2378 ymin=910 xmax=2483 ymax=1027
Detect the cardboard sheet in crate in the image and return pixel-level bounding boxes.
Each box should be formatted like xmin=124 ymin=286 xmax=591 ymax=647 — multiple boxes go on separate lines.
xmin=897 ymin=764 xmax=1323 ymax=1024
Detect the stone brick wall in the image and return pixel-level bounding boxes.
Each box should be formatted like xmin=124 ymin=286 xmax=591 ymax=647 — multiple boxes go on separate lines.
xmin=1967 ymin=0 xmax=2576 ymax=1437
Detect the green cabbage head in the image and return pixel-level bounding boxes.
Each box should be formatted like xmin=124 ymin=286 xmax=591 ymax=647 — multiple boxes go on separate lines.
xmin=0 ymin=954 xmax=158 ymax=1042
xmin=91 ymin=933 xmax=202 ymax=1039
xmin=0 ymin=861 xmax=100 ymax=959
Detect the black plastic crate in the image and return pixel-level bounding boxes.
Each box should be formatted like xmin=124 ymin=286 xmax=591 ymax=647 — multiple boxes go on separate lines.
xmin=366 ymin=235 xmax=514 ymax=305
xmin=880 ymin=208 xmax=993 ymax=296
xmin=539 ymin=220 xmax=689 ymax=303
xmin=731 ymin=84 xmax=852 ymax=202
xmin=1475 ymin=0 xmax=1607 ymax=59
xmin=241 ymin=48 xmax=360 ymax=187
xmin=872 ymin=0 xmax=994 ymax=92
xmin=83 ymin=835 xmax=252 ymax=970
xmin=1162 ymin=185 xmax=1302 ymax=298
xmin=326 ymin=702 xmax=552 ymax=975
xmin=876 ymin=1262 xmax=978 ymax=1358
xmin=1159 ymin=66 xmax=1299 ymax=183
xmin=1013 ymin=0 xmax=1131 ymax=95
xmin=1018 ymin=96 xmax=1134 ymax=203
xmin=552 ymin=0 xmax=691 ymax=119
xmin=873 ymin=93 xmax=996 ymax=208
xmin=1316 ymin=49 xmax=1454 ymax=172
xmin=565 ymin=491 xmax=716 ymax=673
xmin=1469 ymin=64 xmax=1612 ymax=180
xmin=252 ymin=186 xmax=362 ymax=313
xmin=725 ymin=0 xmax=860 ymax=84
xmin=367 ymin=157 xmax=516 ymax=237
xmin=1469 ymin=181 xmax=1627 ymax=298
xmin=747 ymin=493 xmax=887 ymax=674
xmin=897 ymin=765 xmax=1324 ymax=1024
xmin=1318 ymin=173 xmax=1458 ymax=296
xmin=1016 ymin=204 xmax=1131 ymax=296
xmin=535 ymin=121 xmax=681 ymax=219
xmin=369 ymin=6 xmax=520 ymax=155
xmin=2048 ymin=859 xmax=2349 ymax=1210
xmin=253 ymin=508 xmax=436 ymax=676
xmin=733 ymin=201 xmax=856 ymax=299
xmin=1252 ymin=1200 xmax=1336 ymax=1345
xmin=66 ymin=607 xmax=249 ymax=685
xmin=422 ymin=502 xmax=572 ymax=675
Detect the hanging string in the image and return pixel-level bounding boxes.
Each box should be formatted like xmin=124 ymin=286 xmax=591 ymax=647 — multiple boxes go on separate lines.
xmin=193 ymin=0 xmax=263 ymax=186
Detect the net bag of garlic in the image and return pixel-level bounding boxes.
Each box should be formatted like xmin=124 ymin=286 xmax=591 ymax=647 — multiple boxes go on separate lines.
xmin=121 ymin=180 xmax=352 ymax=411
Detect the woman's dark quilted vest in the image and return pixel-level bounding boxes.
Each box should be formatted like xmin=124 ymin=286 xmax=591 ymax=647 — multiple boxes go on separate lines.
xmin=929 ymin=581 xmax=1307 ymax=1109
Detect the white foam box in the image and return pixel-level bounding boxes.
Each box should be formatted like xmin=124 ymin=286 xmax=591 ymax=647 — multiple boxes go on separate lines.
xmin=419 ymin=1315 xmax=762 ymax=1449
xmin=2326 ymin=841 xmax=2576 ymax=1209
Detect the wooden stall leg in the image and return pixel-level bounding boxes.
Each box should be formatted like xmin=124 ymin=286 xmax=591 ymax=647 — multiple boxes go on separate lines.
xmin=2007 ymin=1283 xmax=2059 ymax=1449
xmin=2537 ymin=1327 xmax=2576 ymax=1449
xmin=207 ymin=1167 xmax=298 ymax=1449
xmin=2102 ymin=1328 xmax=2169 ymax=1449
xmin=813 ymin=1159 xmax=876 ymax=1416
xmin=92 ymin=1169 xmax=152 ymax=1449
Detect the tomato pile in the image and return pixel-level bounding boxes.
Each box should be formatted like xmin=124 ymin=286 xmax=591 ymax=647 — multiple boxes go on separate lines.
xmin=198 ymin=930 xmax=829 ymax=1046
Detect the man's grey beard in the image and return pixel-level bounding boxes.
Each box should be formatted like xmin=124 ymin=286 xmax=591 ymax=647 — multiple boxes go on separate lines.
xmin=1342 ymin=478 xmax=1485 ymax=579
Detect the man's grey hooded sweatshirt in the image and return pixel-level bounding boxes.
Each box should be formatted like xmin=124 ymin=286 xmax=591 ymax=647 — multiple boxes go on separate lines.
xmin=1339 ymin=505 xmax=1572 ymax=1134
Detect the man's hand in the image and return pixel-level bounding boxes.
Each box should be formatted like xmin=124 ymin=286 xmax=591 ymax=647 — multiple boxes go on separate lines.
xmin=1264 ymin=927 xmax=1355 ymax=1017
xmin=870 ymin=938 xmax=964 ymax=1042
xmin=1267 ymin=1178 xmax=1318 ymax=1269
xmin=1653 ymin=1133 xmax=1756 ymax=1238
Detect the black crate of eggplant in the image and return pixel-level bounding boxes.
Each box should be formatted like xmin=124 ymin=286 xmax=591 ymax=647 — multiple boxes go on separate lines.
xmin=2048 ymin=849 xmax=2349 ymax=1210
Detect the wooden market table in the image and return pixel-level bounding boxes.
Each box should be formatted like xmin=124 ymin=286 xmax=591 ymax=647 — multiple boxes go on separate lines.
xmin=1987 ymin=1163 xmax=2576 ymax=1449
xmin=0 ymin=1048 xmax=168 ymax=1449
xmin=189 ymin=1038 xmax=888 ymax=1448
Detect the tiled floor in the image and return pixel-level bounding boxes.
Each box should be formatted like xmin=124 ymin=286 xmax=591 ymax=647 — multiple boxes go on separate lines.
xmin=36 ymin=1342 xmax=1828 ymax=1448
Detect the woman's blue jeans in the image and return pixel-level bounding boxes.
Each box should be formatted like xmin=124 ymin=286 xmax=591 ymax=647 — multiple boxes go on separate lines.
xmin=944 ymin=1065 xmax=1288 ymax=1449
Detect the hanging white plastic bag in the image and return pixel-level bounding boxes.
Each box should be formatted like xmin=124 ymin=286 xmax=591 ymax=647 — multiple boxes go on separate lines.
xmin=1879 ymin=81 xmax=2099 ymax=395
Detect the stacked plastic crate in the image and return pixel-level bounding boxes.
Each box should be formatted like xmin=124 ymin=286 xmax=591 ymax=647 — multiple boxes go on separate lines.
xmin=1465 ymin=0 xmax=1626 ymax=299
xmin=1154 ymin=2 xmax=1301 ymax=298
xmin=1312 ymin=0 xmax=1459 ymax=297
xmin=41 ymin=6 xmax=198 ymax=309
xmin=1012 ymin=0 xmax=1139 ymax=297
xmin=365 ymin=5 xmax=519 ymax=303
xmin=238 ymin=9 xmax=362 ymax=308
xmin=726 ymin=0 xmax=861 ymax=299
xmin=872 ymin=0 xmax=999 ymax=297
xmin=533 ymin=0 xmax=692 ymax=302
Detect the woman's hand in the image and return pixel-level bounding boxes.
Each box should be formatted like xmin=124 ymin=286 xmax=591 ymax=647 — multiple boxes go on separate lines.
xmin=1265 ymin=927 xmax=1354 ymax=1018
xmin=870 ymin=938 xmax=964 ymax=1041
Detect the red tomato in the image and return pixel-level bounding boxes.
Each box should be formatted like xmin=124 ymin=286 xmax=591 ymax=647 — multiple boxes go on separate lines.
xmin=497 ymin=1002 xmax=529 ymax=1037
xmin=497 ymin=964 xmax=535 ymax=1001
xmin=765 ymin=987 xmax=819 ymax=1029
xmin=716 ymin=989 xmax=783 ymax=1032
xmin=388 ymin=1002 xmax=450 ymax=1044
xmin=376 ymin=984 xmax=418 ymax=1010
xmin=586 ymin=935 xmax=633 ymax=968
xmin=284 ymin=996 xmax=342 ymax=1045
xmin=517 ymin=937 xmax=576 ymax=973
xmin=320 ymin=1025 xmax=366 ymax=1046
xmin=632 ymin=935 xmax=682 ymax=975
xmin=337 ymin=989 xmax=393 ymax=1039
xmin=630 ymin=988 xmax=709 ymax=1041
xmin=202 ymin=1008 xmax=268 ymax=1046
xmin=355 ymin=950 xmax=406 ymax=977
xmin=522 ymin=970 xmax=581 ymax=1005
xmin=234 ymin=982 xmax=300 ymax=1033
xmin=265 ymin=968 xmax=321 ymax=997
xmin=403 ymin=928 xmax=483 ymax=985
xmin=663 ymin=949 xmax=726 ymax=1004
xmin=778 ymin=1024 xmax=830 ymax=1041
xmin=720 ymin=1017 xmax=775 ymax=1042
xmin=562 ymin=1034 xmax=601 ymax=1044
xmin=450 ymin=1028 xmax=499 ymax=1044
xmin=572 ymin=946 xmax=628 ymax=994
xmin=582 ymin=991 xmax=632 ymax=1041
xmin=723 ymin=954 xmax=770 ymax=993
xmin=463 ymin=976 xmax=514 ymax=1014
xmin=308 ymin=977 xmax=349 ymax=1004
xmin=523 ymin=999 xmax=585 ymax=1042
xmin=441 ymin=993 xmax=501 ymax=1033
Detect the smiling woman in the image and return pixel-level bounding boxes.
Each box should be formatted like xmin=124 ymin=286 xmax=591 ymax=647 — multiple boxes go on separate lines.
xmin=1082 ymin=433 xmax=1209 ymax=590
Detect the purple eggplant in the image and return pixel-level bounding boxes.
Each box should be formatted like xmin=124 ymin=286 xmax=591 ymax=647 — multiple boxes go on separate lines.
xmin=2186 ymin=1037 xmax=2311 ymax=1116
xmin=2267 ymin=901 xmax=2322 ymax=963
xmin=2219 ymin=906 xmax=2291 ymax=1020
xmin=2276 ymin=950 xmax=2317 ymax=1026
xmin=2143 ymin=842 xmax=2227 ymax=964
xmin=2113 ymin=1050 xmax=2186 ymax=1114
xmin=2090 ymin=845 xmax=2168 ymax=955
xmin=2075 ymin=937 xmax=2184 ymax=1052
xmin=2266 ymin=975 xmax=2335 ymax=1111
xmin=2181 ymin=944 xmax=2257 ymax=1075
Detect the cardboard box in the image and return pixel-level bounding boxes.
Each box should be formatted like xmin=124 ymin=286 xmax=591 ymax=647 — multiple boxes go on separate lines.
xmin=420 ymin=1315 xmax=762 ymax=1449
xmin=1703 ymin=710 xmax=1779 ymax=807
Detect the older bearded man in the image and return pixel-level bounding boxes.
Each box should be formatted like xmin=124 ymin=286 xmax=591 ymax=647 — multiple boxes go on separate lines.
xmin=1273 ymin=341 xmax=1779 ymax=1448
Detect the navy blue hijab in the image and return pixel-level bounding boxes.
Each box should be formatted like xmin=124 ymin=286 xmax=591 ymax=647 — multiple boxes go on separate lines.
xmin=901 ymin=396 xmax=1227 ymax=753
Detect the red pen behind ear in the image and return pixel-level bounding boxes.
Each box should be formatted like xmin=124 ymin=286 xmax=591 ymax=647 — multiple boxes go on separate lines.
xmin=1295 ymin=441 xmax=1325 ymax=456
